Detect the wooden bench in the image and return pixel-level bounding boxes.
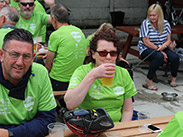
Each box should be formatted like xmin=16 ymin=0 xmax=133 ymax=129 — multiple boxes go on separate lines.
xmin=53 ymin=91 xmax=66 ymax=96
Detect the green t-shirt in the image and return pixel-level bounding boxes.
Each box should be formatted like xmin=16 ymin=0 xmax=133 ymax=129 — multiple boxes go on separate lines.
xmin=0 ymin=28 xmax=13 ymax=49
xmin=68 ymin=63 xmax=137 ymax=123
xmin=48 ymin=25 xmax=86 ymax=82
xmin=11 ymin=0 xmax=47 ymax=42
xmin=86 ymin=35 xmax=93 ymax=48
xmin=157 ymin=111 xmax=183 ymax=137
xmin=0 ymin=63 xmax=56 ymax=125
xmin=16 ymin=12 xmax=49 ymax=40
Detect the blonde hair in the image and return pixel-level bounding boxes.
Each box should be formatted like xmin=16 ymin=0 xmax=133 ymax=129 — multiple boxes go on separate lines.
xmin=147 ymin=4 xmax=164 ymax=34
xmin=89 ymin=23 xmax=115 ymax=37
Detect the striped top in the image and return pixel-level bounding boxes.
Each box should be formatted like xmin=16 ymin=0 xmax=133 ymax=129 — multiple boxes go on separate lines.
xmin=137 ymin=19 xmax=171 ymax=54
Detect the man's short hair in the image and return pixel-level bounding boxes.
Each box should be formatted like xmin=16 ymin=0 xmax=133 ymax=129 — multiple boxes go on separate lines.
xmin=0 ymin=6 xmax=19 ymax=24
xmin=3 ymin=29 xmax=34 ymax=53
xmin=51 ymin=4 xmax=69 ymax=23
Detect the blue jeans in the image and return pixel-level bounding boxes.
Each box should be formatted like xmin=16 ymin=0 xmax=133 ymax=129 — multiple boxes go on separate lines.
xmin=141 ymin=48 xmax=179 ymax=80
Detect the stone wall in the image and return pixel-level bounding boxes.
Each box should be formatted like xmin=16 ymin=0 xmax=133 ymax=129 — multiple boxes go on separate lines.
xmin=55 ymin=0 xmax=149 ymax=27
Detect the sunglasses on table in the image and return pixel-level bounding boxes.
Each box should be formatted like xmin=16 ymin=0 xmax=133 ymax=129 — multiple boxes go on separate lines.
xmin=20 ymin=2 xmax=34 ymax=7
xmin=96 ymin=51 xmax=117 ymax=57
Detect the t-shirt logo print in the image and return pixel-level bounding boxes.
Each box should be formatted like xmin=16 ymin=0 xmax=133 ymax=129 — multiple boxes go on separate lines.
xmin=23 ymin=96 xmax=35 ymax=111
xmin=70 ymin=32 xmax=81 ymax=43
xmin=113 ymin=86 xmax=124 ymax=95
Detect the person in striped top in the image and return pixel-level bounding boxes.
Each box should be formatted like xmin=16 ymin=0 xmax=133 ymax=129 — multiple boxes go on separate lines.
xmin=137 ymin=3 xmax=179 ymax=90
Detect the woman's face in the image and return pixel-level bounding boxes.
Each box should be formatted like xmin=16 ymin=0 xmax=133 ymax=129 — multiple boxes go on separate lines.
xmin=92 ymin=40 xmax=117 ymax=67
xmin=149 ymin=10 xmax=158 ymax=24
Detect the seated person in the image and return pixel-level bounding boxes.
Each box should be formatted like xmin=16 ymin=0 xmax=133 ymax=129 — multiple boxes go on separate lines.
xmin=85 ymin=23 xmax=133 ymax=78
xmin=0 ymin=6 xmax=19 ymax=48
xmin=64 ymin=31 xmax=137 ymax=123
xmin=157 ymin=111 xmax=183 ymax=137
xmin=0 ymin=29 xmax=56 ymax=137
xmin=138 ymin=4 xmax=179 ymax=90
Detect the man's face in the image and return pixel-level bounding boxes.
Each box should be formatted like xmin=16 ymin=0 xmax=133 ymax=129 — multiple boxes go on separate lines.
xmin=1 ymin=40 xmax=34 ymax=84
xmin=19 ymin=0 xmax=35 ymax=19
xmin=92 ymin=40 xmax=117 ymax=67
xmin=0 ymin=0 xmax=9 ymax=11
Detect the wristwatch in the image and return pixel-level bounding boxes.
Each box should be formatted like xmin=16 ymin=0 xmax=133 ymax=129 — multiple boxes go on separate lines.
xmin=8 ymin=130 xmax=14 ymax=137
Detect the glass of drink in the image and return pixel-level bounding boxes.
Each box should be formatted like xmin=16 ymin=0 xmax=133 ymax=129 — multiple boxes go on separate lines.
xmin=33 ymin=37 xmax=42 ymax=51
xmin=47 ymin=122 xmax=65 ymax=137
xmin=102 ymin=73 xmax=114 ymax=86
xmin=137 ymin=111 xmax=150 ymax=132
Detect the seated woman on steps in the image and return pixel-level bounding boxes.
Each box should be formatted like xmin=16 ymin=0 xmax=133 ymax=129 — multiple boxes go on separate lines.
xmin=137 ymin=3 xmax=179 ymax=90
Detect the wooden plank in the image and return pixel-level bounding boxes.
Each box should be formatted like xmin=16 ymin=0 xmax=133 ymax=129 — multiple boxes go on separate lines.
xmin=111 ymin=115 xmax=173 ymax=130
xmin=63 ymin=115 xmax=174 ymax=137
xmin=53 ymin=91 xmax=66 ymax=96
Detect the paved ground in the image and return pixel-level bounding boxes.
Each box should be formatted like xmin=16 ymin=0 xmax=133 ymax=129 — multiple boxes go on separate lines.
xmin=82 ymin=28 xmax=183 ymax=119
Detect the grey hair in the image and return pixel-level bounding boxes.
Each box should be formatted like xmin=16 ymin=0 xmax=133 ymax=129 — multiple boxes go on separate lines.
xmin=0 ymin=6 xmax=19 ymax=24
xmin=51 ymin=4 xmax=69 ymax=23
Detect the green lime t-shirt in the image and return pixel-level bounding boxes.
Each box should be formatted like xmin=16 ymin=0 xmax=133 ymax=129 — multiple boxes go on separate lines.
xmin=68 ymin=63 xmax=137 ymax=122
xmin=48 ymin=25 xmax=86 ymax=82
xmin=157 ymin=111 xmax=183 ymax=137
xmin=0 ymin=63 xmax=56 ymax=125
xmin=0 ymin=28 xmax=13 ymax=49
xmin=16 ymin=12 xmax=49 ymax=40
xmin=86 ymin=35 xmax=93 ymax=47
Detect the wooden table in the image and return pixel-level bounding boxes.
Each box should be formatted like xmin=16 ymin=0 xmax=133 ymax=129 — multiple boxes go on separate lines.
xmin=53 ymin=90 xmax=66 ymax=96
xmin=63 ymin=115 xmax=174 ymax=137
xmin=116 ymin=25 xmax=183 ymax=59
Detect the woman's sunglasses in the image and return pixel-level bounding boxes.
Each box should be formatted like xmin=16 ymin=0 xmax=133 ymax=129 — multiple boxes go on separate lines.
xmin=20 ymin=2 xmax=34 ymax=7
xmin=96 ymin=51 xmax=117 ymax=57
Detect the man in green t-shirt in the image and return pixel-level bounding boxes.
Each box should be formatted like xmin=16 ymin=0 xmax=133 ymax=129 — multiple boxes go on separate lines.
xmin=64 ymin=31 xmax=137 ymax=123
xmin=0 ymin=29 xmax=56 ymax=137
xmin=0 ymin=6 xmax=19 ymax=48
xmin=45 ymin=4 xmax=86 ymax=107
xmin=0 ymin=0 xmax=9 ymax=10
xmin=10 ymin=0 xmax=48 ymax=43
xmin=14 ymin=0 xmax=54 ymax=42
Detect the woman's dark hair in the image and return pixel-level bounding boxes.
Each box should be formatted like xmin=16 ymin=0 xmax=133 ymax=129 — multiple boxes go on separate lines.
xmin=89 ymin=30 xmax=120 ymax=63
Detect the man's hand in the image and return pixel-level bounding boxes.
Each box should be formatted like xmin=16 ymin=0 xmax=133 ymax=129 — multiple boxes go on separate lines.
xmin=0 ymin=129 xmax=9 ymax=137
xmin=44 ymin=0 xmax=55 ymax=9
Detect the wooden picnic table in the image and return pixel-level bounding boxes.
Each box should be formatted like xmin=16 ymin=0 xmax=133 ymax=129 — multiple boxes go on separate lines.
xmin=62 ymin=115 xmax=174 ymax=137
xmin=116 ymin=25 xmax=183 ymax=59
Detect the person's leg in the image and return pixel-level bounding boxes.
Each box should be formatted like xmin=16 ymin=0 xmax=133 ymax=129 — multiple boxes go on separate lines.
xmin=141 ymin=49 xmax=164 ymax=80
xmin=164 ymin=48 xmax=179 ymax=86
xmin=141 ymin=49 xmax=164 ymax=89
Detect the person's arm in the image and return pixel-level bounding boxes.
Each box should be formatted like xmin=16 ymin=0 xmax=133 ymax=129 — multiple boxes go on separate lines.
xmin=64 ymin=63 xmax=116 ymax=110
xmin=45 ymin=51 xmax=55 ymax=73
xmin=0 ymin=129 xmax=8 ymax=137
xmin=142 ymin=37 xmax=159 ymax=50
xmin=121 ymin=97 xmax=133 ymax=122
xmin=44 ymin=0 xmax=55 ymax=24
xmin=158 ymin=33 xmax=171 ymax=51
xmin=9 ymin=108 xmax=56 ymax=137
xmin=44 ymin=0 xmax=55 ymax=9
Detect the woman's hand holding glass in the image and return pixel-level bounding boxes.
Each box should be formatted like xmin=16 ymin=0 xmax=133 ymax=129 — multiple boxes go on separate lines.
xmin=92 ymin=63 xmax=115 ymax=79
